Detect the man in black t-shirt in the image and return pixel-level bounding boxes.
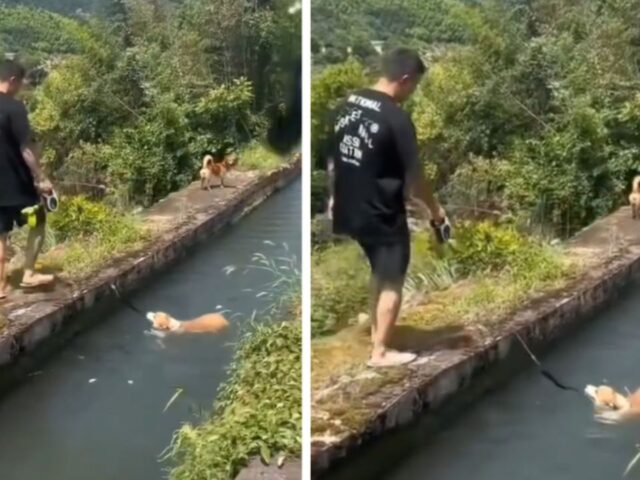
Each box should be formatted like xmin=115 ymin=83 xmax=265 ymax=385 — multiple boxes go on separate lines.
xmin=0 ymin=60 xmax=55 ymax=299
xmin=326 ymin=48 xmax=447 ymax=367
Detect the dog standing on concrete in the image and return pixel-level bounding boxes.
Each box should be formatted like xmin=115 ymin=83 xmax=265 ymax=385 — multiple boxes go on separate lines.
xmin=199 ymin=152 xmax=239 ymax=190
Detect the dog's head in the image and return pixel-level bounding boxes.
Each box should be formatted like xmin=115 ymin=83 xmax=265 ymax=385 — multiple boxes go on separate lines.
xmin=146 ymin=311 xmax=173 ymax=330
xmin=224 ymin=153 xmax=238 ymax=168
xmin=585 ymin=384 xmax=629 ymax=410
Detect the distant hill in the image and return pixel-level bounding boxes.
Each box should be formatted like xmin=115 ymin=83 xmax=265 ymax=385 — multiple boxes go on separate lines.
xmin=2 ymin=0 xmax=102 ymax=16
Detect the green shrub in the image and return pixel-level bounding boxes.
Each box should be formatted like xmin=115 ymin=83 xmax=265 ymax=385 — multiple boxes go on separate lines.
xmin=49 ymin=195 xmax=139 ymax=242
xmin=452 ymin=220 xmax=553 ymax=276
xmin=238 ymin=141 xmax=286 ymax=172
xmin=311 ymin=240 xmax=370 ymax=336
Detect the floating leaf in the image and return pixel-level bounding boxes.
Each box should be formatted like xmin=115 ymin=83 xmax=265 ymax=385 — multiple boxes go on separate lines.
xmin=164 ymin=387 xmax=184 ymax=413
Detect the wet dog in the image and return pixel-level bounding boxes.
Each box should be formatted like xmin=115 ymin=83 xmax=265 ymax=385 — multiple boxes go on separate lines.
xmin=630 ymin=176 xmax=640 ymax=219
xmin=585 ymin=384 xmax=640 ymax=424
xmin=146 ymin=311 xmax=229 ymax=334
xmin=199 ymin=152 xmax=239 ymax=190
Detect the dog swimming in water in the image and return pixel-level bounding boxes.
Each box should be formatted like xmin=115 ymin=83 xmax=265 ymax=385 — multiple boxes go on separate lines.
xmin=146 ymin=311 xmax=229 ymax=335
xmin=585 ymin=384 xmax=640 ymax=424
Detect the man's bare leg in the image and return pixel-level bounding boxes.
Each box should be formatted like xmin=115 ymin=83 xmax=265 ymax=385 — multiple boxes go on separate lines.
xmin=369 ymin=275 xmax=380 ymax=343
xmin=369 ymin=281 xmax=416 ymax=367
xmin=21 ymin=214 xmax=53 ymax=287
xmin=0 ymin=233 xmax=9 ymax=298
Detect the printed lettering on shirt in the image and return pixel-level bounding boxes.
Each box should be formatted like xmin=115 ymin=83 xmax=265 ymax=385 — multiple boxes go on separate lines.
xmin=347 ymin=94 xmax=382 ymax=112
xmin=334 ymin=108 xmax=362 ymax=133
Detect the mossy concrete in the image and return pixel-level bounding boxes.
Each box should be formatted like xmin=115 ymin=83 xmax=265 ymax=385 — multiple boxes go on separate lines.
xmin=311 ymin=206 xmax=640 ymax=478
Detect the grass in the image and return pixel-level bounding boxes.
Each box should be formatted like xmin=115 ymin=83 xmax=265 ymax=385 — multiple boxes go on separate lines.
xmin=238 ymin=141 xmax=290 ymax=172
xmin=311 ymin=221 xmax=579 ymax=437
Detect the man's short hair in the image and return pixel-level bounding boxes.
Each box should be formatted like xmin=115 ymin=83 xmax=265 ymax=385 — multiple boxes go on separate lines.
xmin=380 ymin=48 xmax=426 ymax=81
xmin=0 ymin=60 xmax=26 ymax=82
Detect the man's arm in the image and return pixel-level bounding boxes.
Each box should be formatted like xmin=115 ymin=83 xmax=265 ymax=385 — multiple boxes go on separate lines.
xmin=325 ymin=155 xmax=335 ymax=219
xmin=393 ymin=113 xmax=443 ymax=221
xmin=11 ymin=102 xmax=50 ymax=190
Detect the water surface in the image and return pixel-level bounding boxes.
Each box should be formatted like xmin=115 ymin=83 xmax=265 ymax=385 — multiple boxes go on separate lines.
xmin=386 ymin=285 xmax=640 ymax=480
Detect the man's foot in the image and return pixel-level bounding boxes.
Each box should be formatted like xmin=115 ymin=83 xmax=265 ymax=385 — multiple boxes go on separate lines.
xmin=0 ymin=284 xmax=11 ymax=300
xmin=20 ymin=272 xmax=54 ymax=288
xmin=367 ymin=349 xmax=417 ymax=368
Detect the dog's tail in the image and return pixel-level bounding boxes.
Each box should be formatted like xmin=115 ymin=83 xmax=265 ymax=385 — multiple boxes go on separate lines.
xmin=633 ymin=176 xmax=640 ymax=193
xmin=202 ymin=154 xmax=215 ymax=169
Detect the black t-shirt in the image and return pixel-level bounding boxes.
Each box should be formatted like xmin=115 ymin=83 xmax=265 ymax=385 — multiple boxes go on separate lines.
xmin=329 ymin=88 xmax=419 ymax=242
xmin=0 ymin=93 xmax=37 ymax=207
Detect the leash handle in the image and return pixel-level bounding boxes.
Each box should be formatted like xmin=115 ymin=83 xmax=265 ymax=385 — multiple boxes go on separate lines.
xmin=430 ymin=216 xmax=452 ymax=244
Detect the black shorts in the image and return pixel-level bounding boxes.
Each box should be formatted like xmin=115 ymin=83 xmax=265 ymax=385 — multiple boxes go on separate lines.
xmin=355 ymin=234 xmax=411 ymax=285
xmin=0 ymin=206 xmax=29 ymax=234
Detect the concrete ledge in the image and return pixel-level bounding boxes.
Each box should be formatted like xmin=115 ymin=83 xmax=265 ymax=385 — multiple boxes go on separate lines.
xmin=311 ymin=207 xmax=640 ymax=478
xmin=0 ymin=159 xmax=300 ymax=373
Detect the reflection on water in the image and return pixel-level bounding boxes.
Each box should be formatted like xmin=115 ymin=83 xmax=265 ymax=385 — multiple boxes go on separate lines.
xmin=0 ymin=180 xmax=300 ymax=480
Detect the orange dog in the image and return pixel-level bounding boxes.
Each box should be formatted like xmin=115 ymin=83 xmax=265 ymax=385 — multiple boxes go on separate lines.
xmin=146 ymin=311 xmax=229 ymax=334
xmin=199 ymin=152 xmax=239 ymax=190
xmin=630 ymin=176 xmax=640 ymax=219
xmin=585 ymin=384 xmax=640 ymax=424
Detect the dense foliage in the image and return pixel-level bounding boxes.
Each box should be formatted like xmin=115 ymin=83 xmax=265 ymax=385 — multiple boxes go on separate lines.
xmin=1 ymin=0 xmax=299 ymax=206
xmin=312 ymin=0 xmax=640 ymax=236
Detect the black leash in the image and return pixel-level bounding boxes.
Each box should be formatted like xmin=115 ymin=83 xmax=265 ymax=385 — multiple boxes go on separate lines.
xmin=514 ymin=332 xmax=582 ymax=394
xmin=110 ymin=284 xmax=146 ymax=317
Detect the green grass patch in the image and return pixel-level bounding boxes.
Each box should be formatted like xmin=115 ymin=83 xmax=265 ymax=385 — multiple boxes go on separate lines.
xmin=35 ymin=196 xmax=149 ymax=278
xmin=165 ymin=320 xmax=302 ymax=480
xmin=311 ymin=240 xmax=370 ymax=336
xmin=238 ymin=141 xmax=288 ymax=172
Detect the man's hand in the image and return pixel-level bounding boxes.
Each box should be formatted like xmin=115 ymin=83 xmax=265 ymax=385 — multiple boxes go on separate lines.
xmin=430 ymin=205 xmax=446 ymax=223
xmin=326 ymin=196 xmax=334 ymax=220
xmin=36 ymin=178 xmax=53 ymax=195
xmin=428 ymin=205 xmax=451 ymax=244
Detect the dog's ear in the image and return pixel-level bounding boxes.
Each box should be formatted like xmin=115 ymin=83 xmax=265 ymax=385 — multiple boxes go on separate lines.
xmin=146 ymin=312 xmax=156 ymax=323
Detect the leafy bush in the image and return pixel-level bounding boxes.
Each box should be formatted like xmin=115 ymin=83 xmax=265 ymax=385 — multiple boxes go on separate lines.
xmin=451 ymin=221 xmax=531 ymax=275
xmin=311 ymin=240 xmax=370 ymax=336
xmin=238 ymin=141 xmax=286 ymax=172
xmin=49 ymin=195 xmax=139 ymax=242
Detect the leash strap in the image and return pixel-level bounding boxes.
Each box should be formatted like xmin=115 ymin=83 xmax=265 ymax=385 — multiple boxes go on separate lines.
xmin=514 ymin=332 xmax=581 ymax=394
xmin=110 ymin=284 xmax=146 ymax=316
